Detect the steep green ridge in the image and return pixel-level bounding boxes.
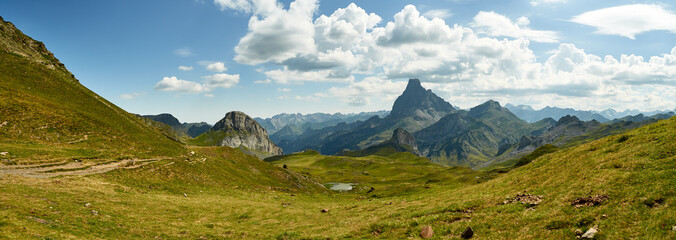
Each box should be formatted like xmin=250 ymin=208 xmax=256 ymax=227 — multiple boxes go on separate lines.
xmin=142 ymin=113 xmax=212 ymax=138
xmin=416 ymin=100 xmax=544 ymax=167
xmin=0 ymin=18 xmax=183 ymax=164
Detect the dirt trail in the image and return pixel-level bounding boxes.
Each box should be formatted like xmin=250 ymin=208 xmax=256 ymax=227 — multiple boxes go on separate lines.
xmin=0 ymin=159 xmax=160 ymax=178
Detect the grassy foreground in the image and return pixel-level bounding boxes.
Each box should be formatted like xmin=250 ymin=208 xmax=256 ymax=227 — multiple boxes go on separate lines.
xmin=1 ymin=117 xmax=674 ymax=239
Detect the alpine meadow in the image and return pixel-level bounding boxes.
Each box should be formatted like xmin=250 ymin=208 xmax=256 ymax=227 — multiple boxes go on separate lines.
xmin=1 ymin=0 xmax=675 ymax=239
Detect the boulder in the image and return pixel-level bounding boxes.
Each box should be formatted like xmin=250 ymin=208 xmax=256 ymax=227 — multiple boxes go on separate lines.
xmin=581 ymin=225 xmax=598 ymax=239
xmin=420 ymin=225 xmax=433 ymax=239
xmin=461 ymin=226 xmax=474 ymax=239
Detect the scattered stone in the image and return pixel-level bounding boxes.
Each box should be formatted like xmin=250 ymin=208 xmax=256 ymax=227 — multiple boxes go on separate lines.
xmin=188 ymin=151 xmax=195 ymax=156
xmin=26 ymin=216 xmax=50 ymax=224
xmin=84 ymin=203 xmax=91 ymax=207
xmin=420 ymin=225 xmax=433 ymax=239
xmin=282 ymin=164 xmax=287 ymax=169
xmin=0 ymin=121 xmax=8 ymax=127
xmin=461 ymin=226 xmax=474 ymax=239
xmin=367 ymin=187 xmax=375 ymax=193
xmin=574 ymin=229 xmax=583 ymax=237
xmin=91 ymin=210 xmax=99 ymax=215
xmin=572 ymin=194 xmax=608 ymax=207
xmin=321 ymin=208 xmax=329 ymax=213
xmin=672 ymin=226 xmax=676 ymax=231
xmin=504 ymin=192 xmax=543 ymax=206
xmin=183 ymin=193 xmax=188 ymax=197
xmin=581 ymin=225 xmax=598 ymax=238
xmin=601 ymin=214 xmax=608 ymax=219
xmin=281 ymin=202 xmax=292 ymax=207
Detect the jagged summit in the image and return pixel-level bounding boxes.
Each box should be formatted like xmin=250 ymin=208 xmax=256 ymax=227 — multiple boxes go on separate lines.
xmin=208 ymin=111 xmax=283 ymax=158
xmin=390 ymin=79 xmax=454 ymax=118
xmin=556 ymin=115 xmax=582 ymax=127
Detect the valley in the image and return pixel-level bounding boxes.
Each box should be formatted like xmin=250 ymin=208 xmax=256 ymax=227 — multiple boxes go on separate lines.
xmin=1 ymin=4 xmax=675 ymax=239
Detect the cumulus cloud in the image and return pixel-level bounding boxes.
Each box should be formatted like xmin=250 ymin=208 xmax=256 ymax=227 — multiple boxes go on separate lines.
xmin=154 ymin=73 xmax=239 ymax=94
xmin=154 ymin=76 xmax=208 ymax=94
xmin=423 ymin=9 xmax=452 ymax=19
xmin=214 ymin=0 xmax=253 ymax=13
xmin=472 ymin=11 xmax=559 ymax=42
xmin=202 ymin=73 xmax=240 ymax=88
xmin=571 ymin=4 xmax=676 ymax=39
xmin=178 ymin=65 xmax=194 ymax=71
xmin=230 ymin=0 xmax=318 ymax=64
xmin=217 ymin=1 xmax=675 ymax=111
xmin=173 ymin=47 xmax=194 ymax=57
xmin=206 ymin=62 xmax=227 ymax=72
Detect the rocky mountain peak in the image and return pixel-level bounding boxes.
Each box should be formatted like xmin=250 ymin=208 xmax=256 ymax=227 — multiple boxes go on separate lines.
xmin=390 ymin=128 xmax=419 ymax=155
xmin=390 ymin=79 xmax=454 ymax=118
xmin=211 ymin=111 xmax=283 ymax=158
xmin=142 ymin=113 xmax=181 ymax=128
xmin=556 ymin=115 xmax=582 ymax=127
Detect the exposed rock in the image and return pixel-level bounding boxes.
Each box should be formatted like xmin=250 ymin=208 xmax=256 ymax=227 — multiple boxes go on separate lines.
xmin=84 ymin=203 xmax=91 ymax=208
xmin=504 ymin=192 xmax=543 ymax=206
xmin=672 ymin=226 xmax=676 ymax=231
xmin=572 ymin=194 xmax=608 ymax=207
xmin=321 ymin=208 xmax=329 ymax=213
xmin=420 ymin=225 xmax=434 ymax=238
xmin=574 ymin=229 xmax=583 ymax=237
xmin=581 ymin=225 xmax=598 ymax=238
xmin=209 ymin=111 xmax=283 ymax=158
xmin=367 ymin=187 xmax=375 ymax=193
xmin=91 ymin=210 xmax=99 ymax=215
xmin=461 ymin=226 xmax=474 ymax=239
xmin=390 ymin=128 xmax=419 ymax=155
xmin=517 ymin=135 xmax=532 ymax=150
xmin=0 ymin=152 xmax=7 ymax=156
xmin=390 ymin=79 xmax=454 ymax=118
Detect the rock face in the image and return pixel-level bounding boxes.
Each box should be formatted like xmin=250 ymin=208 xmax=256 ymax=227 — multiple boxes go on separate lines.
xmin=390 ymin=79 xmax=454 ymax=118
xmin=390 ymin=128 xmax=419 ymax=155
xmin=210 ymin=111 xmax=283 ymax=157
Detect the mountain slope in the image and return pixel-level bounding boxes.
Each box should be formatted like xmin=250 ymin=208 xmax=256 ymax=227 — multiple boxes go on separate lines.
xmin=505 ymin=104 xmax=609 ymax=123
xmin=191 ymin=111 xmax=282 ymax=158
xmin=0 ymin=17 xmax=184 ymax=164
xmin=142 ymin=113 xmax=212 ymax=138
xmin=415 ymin=100 xmax=539 ymax=167
xmin=256 ymin=110 xmax=389 ymax=135
xmin=276 ymin=79 xmax=454 ymax=154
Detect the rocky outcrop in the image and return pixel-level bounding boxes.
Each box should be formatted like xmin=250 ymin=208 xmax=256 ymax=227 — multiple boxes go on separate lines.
xmin=210 ymin=111 xmax=283 ymax=157
xmin=390 ymin=128 xmax=419 ymax=155
xmin=390 ymin=79 xmax=454 ymax=118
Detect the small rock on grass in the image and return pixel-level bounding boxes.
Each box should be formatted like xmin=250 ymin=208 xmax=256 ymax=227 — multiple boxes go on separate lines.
xmin=461 ymin=226 xmax=474 ymax=239
xmin=574 ymin=229 xmax=583 ymax=237
xmin=420 ymin=225 xmax=433 ymax=238
xmin=84 ymin=203 xmax=91 ymax=207
xmin=581 ymin=225 xmax=598 ymax=239
xmin=672 ymin=226 xmax=676 ymax=231
xmin=321 ymin=208 xmax=329 ymax=213
xmin=91 ymin=210 xmax=99 ymax=216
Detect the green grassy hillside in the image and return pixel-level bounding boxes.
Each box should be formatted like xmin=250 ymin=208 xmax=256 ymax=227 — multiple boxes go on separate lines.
xmin=1 ymin=117 xmax=672 ymax=239
xmin=0 ymin=19 xmax=184 ymax=165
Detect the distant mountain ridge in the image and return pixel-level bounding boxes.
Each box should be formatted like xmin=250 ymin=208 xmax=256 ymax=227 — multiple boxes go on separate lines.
xmin=142 ymin=113 xmax=211 ymax=137
xmin=255 ymin=111 xmax=389 ymax=135
xmin=504 ymin=104 xmax=609 ymax=123
xmin=274 ymin=79 xmax=455 ymax=155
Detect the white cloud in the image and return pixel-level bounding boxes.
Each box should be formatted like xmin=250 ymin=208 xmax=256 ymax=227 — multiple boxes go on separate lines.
xmin=216 ymin=1 xmax=675 ymax=111
xmin=277 ymin=88 xmax=291 ymax=92
xmin=472 ymin=11 xmax=559 ymax=42
xmin=206 ymin=62 xmax=227 ymax=72
xmin=202 ymin=73 xmax=239 ymax=88
xmin=423 ymin=9 xmax=452 ymax=19
xmin=154 ymin=76 xmax=208 ymax=94
xmin=530 ymin=0 xmax=566 ymax=7
xmin=178 ymin=65 xmax=194 ymax=71
xmin=173 ymin=47 xmax=194 ymax=57
xmin=254 ymin=79 xmax=272 ymax=84
xmin=571 ymin=4 xmax=676 ymax=39
xmin=120 ymin=92 xmax=145 ymax=100
xmin=232 ymin=0 xmax=318 ymax=64
xmin=214 ymin=0 xmax=253 ymax=13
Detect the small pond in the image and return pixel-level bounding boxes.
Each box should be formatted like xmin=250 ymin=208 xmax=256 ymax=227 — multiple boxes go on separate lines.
xmin=323 ymin=182 xmax=357 ymax=191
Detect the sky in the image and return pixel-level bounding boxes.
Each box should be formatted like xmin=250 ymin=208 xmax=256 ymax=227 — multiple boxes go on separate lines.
xmin=1 ymin=0 xmax=675 ymax=123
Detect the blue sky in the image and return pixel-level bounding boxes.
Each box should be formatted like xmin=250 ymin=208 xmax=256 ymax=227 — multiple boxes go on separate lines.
xmin=2 ymin=0 xmax=675 ymax=123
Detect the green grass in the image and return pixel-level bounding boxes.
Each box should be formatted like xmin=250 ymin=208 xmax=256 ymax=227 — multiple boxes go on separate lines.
xmin=1 ymin=117 xmax=672 ymax=239
xmin=0 ymin=50 xmax=185 ymax=165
